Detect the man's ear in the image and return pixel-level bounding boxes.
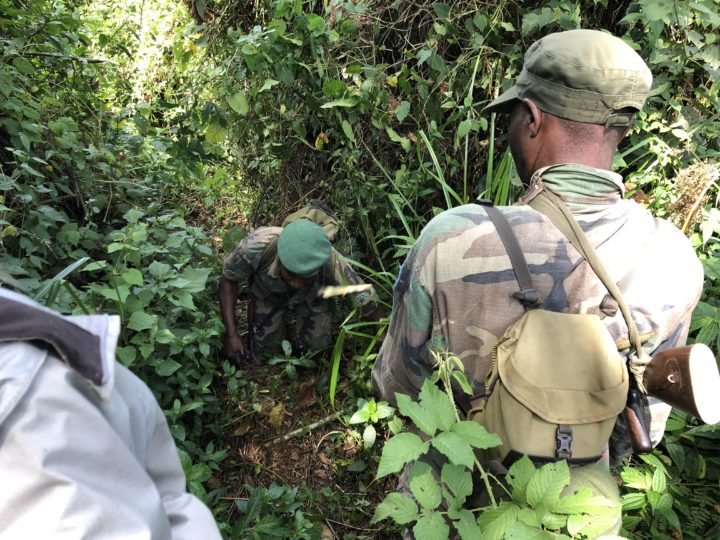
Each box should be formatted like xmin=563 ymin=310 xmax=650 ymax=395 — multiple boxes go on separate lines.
xmin=523 ymin=99 xmax=543 ymax=137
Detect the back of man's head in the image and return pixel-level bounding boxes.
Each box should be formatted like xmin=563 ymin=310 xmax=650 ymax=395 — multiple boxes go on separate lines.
xmin=483 ymin=29 xmax=652 ymax=128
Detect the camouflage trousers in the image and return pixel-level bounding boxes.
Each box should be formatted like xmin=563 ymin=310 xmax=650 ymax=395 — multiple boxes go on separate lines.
xmin=249 ymin=294 xmax=334 ymax=360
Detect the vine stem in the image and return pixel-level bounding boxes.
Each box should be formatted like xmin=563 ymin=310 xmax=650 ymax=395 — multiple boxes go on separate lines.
xmin=434 ymin=350 xmax=499 ymax=508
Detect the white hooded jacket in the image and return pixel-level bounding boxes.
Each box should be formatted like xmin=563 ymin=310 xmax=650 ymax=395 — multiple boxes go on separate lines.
xmin=0 ymin=287 xmax=222 ymax=540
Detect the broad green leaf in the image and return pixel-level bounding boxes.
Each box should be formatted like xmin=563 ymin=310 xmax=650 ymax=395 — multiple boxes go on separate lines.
xmin=431 ymin=432 xmax=474 ymax=469
xmin=13 ymin=56 xmax=35 ymax=75
xmin=363 ymin=425 xmax=377 ymax=448
xmin=371 ymin=493 xmax=418 ymax=525
xmin=259 ymin=79 xmax=279 ymax=92
xmin=127 ymin=311 xmax=156 ymax=331
xmin=416 ymin=48 xmax=432 ymax=65
xmin=418 ymin=382 xmax=456 ymax=431
xmin=204 ymin=122 xmax=227 ymax=144
xmin=413 ymin=512 xmax=449 ymax=540
xmin=349 ymin=409 xmax=370 ymax=424
xmin=441 ymin=463 xmax=472 ymax=503
xmin=226 ymin=92 xmax=249 ymax=115
xmin=526 ymin=461 xmax=570 ymax=508
xmin=540 ymin=510 xmax=566 ymax=530
xmin=408 ymin=462 xmax=442 ymax=511
xmin=396 ymin=393 xmax=438 ymax=436
xmin=156 ymin=359 xmax=182 ymax=376
xmin=395 ymin=101 xmax=410 ymax=123
xmin=619 ymin=466 xmax=651 ymax=490
xmin=377 ymin=432 xmax=429 ymax=479
xmin=621 ymin=492 xmax=647 ymax=511
xmin=453 ymin=509 xmax=482 ymax=540
xmin=567 ymin=511 xmax=619 ymax=538
xmin=171 ymin=267 xmax=210 ymax=293
xmin=121 ymin=268 xmax=143 ymax=286
xmin=116 ymin=345 xmax=137 ymax=367
xmin=375 ymin=402 xmax=395 ymax=419
xmin=148 ymin=261 xmax=171 ymax=278
xmin=477 ymin=502 xmax=519 ymax=540
xmin=551 ymin=487 xmax=594 ymax=514
xmin=457 ymin=119 xmax=473 ymax=139
xmin=385 ymin=127 xmax=411 ymax=151
xmin=432 ymin=2 xmax=450 ymax=18
xmin=322 ymin=79 xmax=346 ymax=97
xmin=170 ymin=291 xmax=195 ymax=309
xmin=507 ymin=455 xmax=536 ymax=505
xmin=451 ymin=421 xmax=501 ymax=449
xmin=517 ymin=507 xmax=541 ymax=528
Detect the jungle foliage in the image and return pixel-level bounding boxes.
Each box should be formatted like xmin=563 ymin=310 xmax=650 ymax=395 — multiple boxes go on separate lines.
xmin=1 ymin=0 xmax=719 ymax=538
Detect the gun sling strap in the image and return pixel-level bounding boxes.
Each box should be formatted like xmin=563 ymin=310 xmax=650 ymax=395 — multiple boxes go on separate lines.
xmin=474 ymin=186 xmax=646 ymax=465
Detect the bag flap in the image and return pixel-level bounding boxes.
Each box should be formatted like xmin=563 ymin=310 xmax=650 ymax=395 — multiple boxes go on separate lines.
xmin=497 ymin=310 xmax=628 ymax=424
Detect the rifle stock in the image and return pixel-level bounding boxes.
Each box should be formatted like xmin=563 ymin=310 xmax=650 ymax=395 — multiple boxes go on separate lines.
xmin=643 ymin=343 xmax=720 ymax=425
xmin=625 ymin=343 xmax=719 ymax=454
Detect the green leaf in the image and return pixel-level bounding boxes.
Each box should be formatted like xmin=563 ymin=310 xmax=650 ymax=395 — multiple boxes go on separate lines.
xmin=320 ymin=98 xmax=358 ymax=109
xmin=156 ymin=359 xmax=182 ymax=376
xmin=457 ymin=119 xmax=473 ymax=139
xmin=451 ymin=421 xmax=501 ymax=449
xmin=567 ymin=511 xmax=619 ymax=538
xmin=259 ymin=79 xmax=279 ymax=92
xmin=507 ymin=455 xmax=536 ymax=505
xmin=396 ymin=393 xmax=438 ymax=436
xmin=418 ymin=382 xmax=456 ymax=431
xmin=363 ymin=425 xmax=377 ymax=448
xmin=621 ymin=492 xmax=647 ymax=511
xmin=121 ymin=268 xmax=143 ymax=286
xmin=171 ymin=267 xmax=210 ymax=293
xmin=127 ymin=311 xmax=156 ymax=331
xmin=408 ymin=462 xmax=442 ymax=511
xmin=341 ymin=120 xmax=355 ymax=143
xmin=204 ymin=122 xmax=227 ymax=144
xmin=226 ymin=92 xmax=249 ymax=115
xmin=377 ymin=432 xmax=429 ymax=479
xmin=386 ymin=127 xmax=411 ymax=151
xmin=526 ymin=461 xmax=570 ymax=508
xmin=441 ymin=463 xmax=473 ymax=503
xmin=432 ymin=2 xmax=450 ymax=18
xmin=651 ymin=468 xmax=666 ymax=492
xmin=13 ymin=56 xmax=35 ymax=75
xmin=453 ymin=509 xmax=482 ymax=539
xmin=477 ymin=502 xmax=519 ymax=540
xmin=371 ymin=493 xmax=418 ymax=525
xmin=416 ymin=48 xmax=432 ymax=65
xmin=431 ymin=432 xmax=474 ymax=469
xmin=375 ymin=402 xmax=395 ymax=419
xmin=413 ymin=512 xmax=449 ymax=540
xmin=552 ymin=487 xmax=594 ymax=514
xmin=395 ymin=101 xmax=410 ymax=123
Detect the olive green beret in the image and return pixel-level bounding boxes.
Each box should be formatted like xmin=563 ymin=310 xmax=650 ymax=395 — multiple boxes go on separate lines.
xmin=483 ymin=29 xmax=652 ymax=127
xmin=277 ymin=220 xmax=331 ymax=276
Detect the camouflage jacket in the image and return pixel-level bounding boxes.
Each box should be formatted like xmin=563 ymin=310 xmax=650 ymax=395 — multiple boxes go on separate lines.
xmin=223 ymin=226 xmax=376 ymax=311
xmin=372 ymin=165 xmax=704 ymax=418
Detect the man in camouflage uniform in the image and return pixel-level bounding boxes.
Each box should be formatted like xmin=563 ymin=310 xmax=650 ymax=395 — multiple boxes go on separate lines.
xmin=372 ymin=29 xmax=703 ymax=533
xmin=220 ymin=219 xmax=380 ymax=363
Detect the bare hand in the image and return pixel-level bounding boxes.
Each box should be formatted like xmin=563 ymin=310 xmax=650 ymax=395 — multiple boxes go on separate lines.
xmin=222 ymin=333 xmax=247 ymax=362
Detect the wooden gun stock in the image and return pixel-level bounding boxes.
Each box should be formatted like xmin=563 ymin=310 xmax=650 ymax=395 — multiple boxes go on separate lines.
xmin=624 ymin=388 xmax=652 ymax=453
xmin=644 ymin=343 xmax=720 ymax=425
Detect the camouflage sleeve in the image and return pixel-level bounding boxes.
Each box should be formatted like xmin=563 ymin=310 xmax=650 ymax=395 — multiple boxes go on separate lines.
xmin=371 ymin=257 xmax=434 ymax=405
xmin=222 ymin=227 xmax=281 ymax=284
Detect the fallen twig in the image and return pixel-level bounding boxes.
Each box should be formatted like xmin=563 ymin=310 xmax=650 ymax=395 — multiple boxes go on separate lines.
xmin=262 ymin=410 xmax=348 ymax=448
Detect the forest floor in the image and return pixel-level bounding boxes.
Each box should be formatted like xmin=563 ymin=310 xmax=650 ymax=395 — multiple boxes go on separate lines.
xmin=216 ymin=360 xmax=397 ymax=539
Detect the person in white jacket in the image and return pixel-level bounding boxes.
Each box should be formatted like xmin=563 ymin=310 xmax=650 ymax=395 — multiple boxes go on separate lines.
xmin=0 ymin=286 xmax=222 ymax=540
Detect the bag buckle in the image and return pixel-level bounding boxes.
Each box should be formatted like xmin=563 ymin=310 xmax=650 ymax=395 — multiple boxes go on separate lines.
xmin=556 ymin=424 xmax=573 ymax=459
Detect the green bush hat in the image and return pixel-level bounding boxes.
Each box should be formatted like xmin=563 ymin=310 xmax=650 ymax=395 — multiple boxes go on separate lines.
xmin=277 ymin=219 xmax=332 ymax=276
xmin=482 ymin=29 xmax=652 ymax=127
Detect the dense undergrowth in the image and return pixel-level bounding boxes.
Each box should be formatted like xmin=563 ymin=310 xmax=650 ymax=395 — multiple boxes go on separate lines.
xmin=1 ymin=0 xmax=719 ymax=538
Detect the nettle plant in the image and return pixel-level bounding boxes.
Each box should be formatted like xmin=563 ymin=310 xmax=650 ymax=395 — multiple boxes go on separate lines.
xmin=371 ymin=352 xmax=620 ymax=539
xmin=348 ymin=397 xmax=400 ymax=449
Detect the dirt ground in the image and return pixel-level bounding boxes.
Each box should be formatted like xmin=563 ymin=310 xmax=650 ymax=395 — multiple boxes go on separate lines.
xmin=218 ymin=361 xmax=398 ymax=539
